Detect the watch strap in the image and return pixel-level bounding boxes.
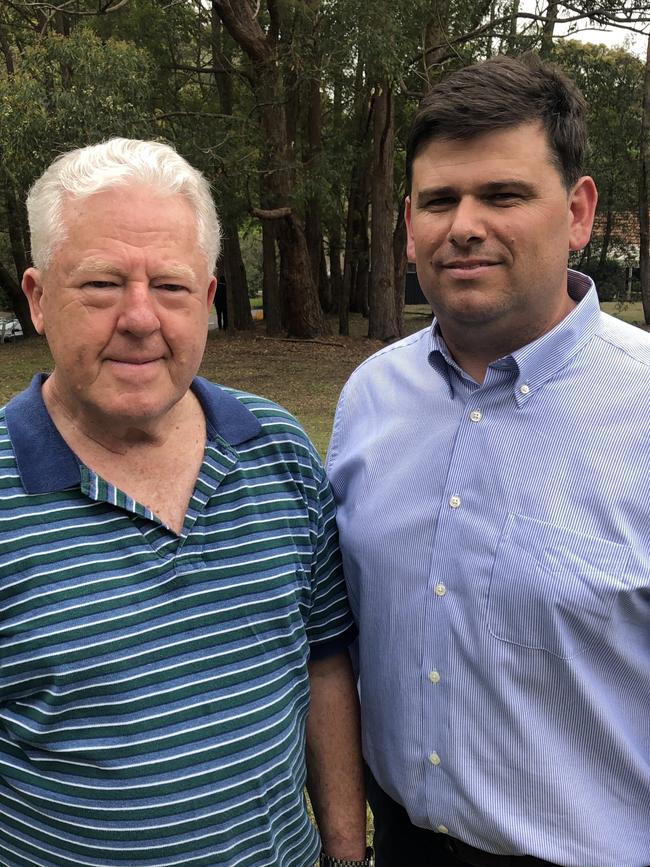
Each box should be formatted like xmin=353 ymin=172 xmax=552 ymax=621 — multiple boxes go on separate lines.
xmin=320 ymin=847 xmax=374 ymax=867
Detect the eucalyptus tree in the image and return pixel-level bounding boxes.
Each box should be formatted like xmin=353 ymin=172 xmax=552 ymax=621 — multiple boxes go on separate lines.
xmin=640 ymin=35 xmax=650 ymax=322
xmin=554 ymin=40 xmax=644 ymax=287
xmin=0 ymin=11 xmax=153 ymax=334
xmin=212 ymin=0 xmax=328 ymax=338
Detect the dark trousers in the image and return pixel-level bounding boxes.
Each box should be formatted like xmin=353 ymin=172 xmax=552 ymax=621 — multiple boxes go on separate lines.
xmin=216 ymin=304 xmax=228 ymax=330
xmin=365 ymin=766 xmax=561 ymax=867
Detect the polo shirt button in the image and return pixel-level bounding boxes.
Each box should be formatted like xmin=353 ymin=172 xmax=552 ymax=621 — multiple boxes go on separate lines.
xmin=469 ymin=410 xmax=482 ymax=422
xmin=448 ymin=495 xmax=461 ymax=509
xmin=435 ymin=583 xmax=446 ymax=597
xmin=437 ymin=825 xmax=449 ymax=834
xmin=519 ymin=383 xmax=530 ymax=395
xmin=428 ymin=670 xmax=441 ymax=683
xmin=429 ymin=751 xmax=441 ymax=765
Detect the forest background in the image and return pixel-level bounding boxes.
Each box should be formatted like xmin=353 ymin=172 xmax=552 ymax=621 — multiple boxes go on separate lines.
xmin=0 ymin=0 xmax=649 ymax=345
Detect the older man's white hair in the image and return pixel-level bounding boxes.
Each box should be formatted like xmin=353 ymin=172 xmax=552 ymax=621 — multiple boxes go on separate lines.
xmin=26 ymin=138 xmax=221 ymax=273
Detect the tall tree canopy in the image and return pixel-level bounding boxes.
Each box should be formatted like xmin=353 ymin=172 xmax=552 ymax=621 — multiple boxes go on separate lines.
xmin=0 ymin=0 xmax=648 ymax=334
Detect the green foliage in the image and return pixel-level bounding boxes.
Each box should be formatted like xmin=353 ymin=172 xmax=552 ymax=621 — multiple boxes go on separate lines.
xmin=554 ymin=40 xmax=644 ymax=212
xmin=0 ymin=0 xmax=647 ymax=331
xmin=0 ymin=28 xmax=155 ymax=192
xmin=579 ymin=259 xmax=638 ymax=301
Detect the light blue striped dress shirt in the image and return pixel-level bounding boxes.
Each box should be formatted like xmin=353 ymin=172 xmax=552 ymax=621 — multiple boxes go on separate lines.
xmin=327 ymin=271 xmax=650 ymax=867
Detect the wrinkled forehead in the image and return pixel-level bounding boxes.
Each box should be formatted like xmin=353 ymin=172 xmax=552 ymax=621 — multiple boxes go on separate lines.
xmin=52 ymin=186 xmax=205 ymax=266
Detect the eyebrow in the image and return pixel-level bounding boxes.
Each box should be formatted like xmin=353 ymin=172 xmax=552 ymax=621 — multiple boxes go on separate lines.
xmin=71 ymin=259 xmax=124 ymax=278
xmin=71 ymin=259 xmax=198 ymax=282
xmin=415 ymin=179 xmax=538 ymax=207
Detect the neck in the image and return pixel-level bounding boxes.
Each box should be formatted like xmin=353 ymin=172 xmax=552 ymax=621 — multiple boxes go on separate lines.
xmin=42 ymin=378 xmax=198 ymax=457
xmin=438 ymin=299 xmax=577 ymax=384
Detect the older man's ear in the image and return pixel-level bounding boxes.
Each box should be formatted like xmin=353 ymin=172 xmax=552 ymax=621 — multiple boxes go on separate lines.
xmin=22 ymin=268 xmax=46 ymax=335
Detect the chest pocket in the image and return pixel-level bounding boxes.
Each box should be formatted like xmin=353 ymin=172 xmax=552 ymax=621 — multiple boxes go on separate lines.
xmin=487 ymin=514 xmax=631 ymax=659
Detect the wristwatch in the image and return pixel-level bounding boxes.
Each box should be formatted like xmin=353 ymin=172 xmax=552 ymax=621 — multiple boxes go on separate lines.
xmin=320 ymin=848 xmax=374 ymax=867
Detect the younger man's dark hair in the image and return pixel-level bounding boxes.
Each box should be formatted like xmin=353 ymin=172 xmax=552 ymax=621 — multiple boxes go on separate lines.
xmin=406 ymin=53 xmax=587 ymax=191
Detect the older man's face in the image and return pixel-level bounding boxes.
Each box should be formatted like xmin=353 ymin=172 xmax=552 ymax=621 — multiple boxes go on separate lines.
xmin=23 ymin=186 xmax=216 ymax=434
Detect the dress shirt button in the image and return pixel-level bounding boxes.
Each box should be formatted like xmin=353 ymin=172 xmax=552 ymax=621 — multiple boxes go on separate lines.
xmin=448 ymin=495 xmax=461 ymax=509
xmin=428 ymin=670 xmax=441 ymax=683
xmin=519 ymin=383 xmax=530 ymax=395
xmin=434 ymin=583 xmax=446 ymax=597
xmin=428 ymin=751 xmax=441 ymax=765
xmin=437 ymin=825 xmax=449 ymax=834
xmin=469 ymin=409 xmax=482 ymax=422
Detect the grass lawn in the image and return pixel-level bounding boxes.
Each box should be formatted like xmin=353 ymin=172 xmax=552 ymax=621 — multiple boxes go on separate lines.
xmin=1 ymin=301 xmax=646 ymax=456
xmin=600 ymin=300 xmax=646 ymax=325
xmin=0 ymin=309 xmax=433 ymax=457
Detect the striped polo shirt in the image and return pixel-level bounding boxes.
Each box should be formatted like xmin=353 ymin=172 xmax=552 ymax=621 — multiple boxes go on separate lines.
xmin=0 ymin=375 xmax=355 ymax=867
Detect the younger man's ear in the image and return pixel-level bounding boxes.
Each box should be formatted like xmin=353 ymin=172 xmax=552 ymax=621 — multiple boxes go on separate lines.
xmin=405 ymin=196 xmax=416 ymax=262
xmin=568 ymin=176 xmax=598 ymax=253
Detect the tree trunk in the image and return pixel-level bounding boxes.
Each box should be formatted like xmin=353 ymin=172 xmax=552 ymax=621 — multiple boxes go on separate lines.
xmin=262 ymin=218 xmax=282 ymax=335
xmin=221 ymin=218 xmax=253 ymax=331
xmin=540 ymin=0 xmax=558 ymax=58
xmin=279 ymin=212 xmax=328 ymax=337
xmin=343 ymin=170 xmax=371 ymax=319
xmin=5 ymin=188 xmax=28 ymax=277
xmin=352 ymin=213 xmax=370 ymax=319
xmin=393 ymin=198 xmax=407 ymax=338
xmin=210 ymin=10 xmax=253 ymax=331
xmin=304 ymin=121 xmax=329 ymax=311
xmin=423 ymin=0 xmax=450 ymax=84
xmin=506 ymin=0 xmax=520 ymax=54
xmin=640 ymin=36 xmax=650 ymax=325
xmin=341 ymin=57 xmax=372 ymax=332
xmin=3 ymin=187 xmax=36 ymax=336
xmin=368 ymin=79 xmax=398 ymax=341
xmin=213 ymin=0 xmax=325 ymax=338
xmin=328 ymin=224 xmax=343 ymax=315
xmin=318 ymin=239 xmax=331 ymax=312
xmin=301 ymin=0 xmax=331 ymax=312
xmin=598 ymin=185 xmax=614 ymax=269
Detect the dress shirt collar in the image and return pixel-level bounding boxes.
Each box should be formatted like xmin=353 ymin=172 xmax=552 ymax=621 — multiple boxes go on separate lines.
xmin=4 ymin=374 xmax=262 ymax=495
xmin=428 ymin=269 xmax=599 ymax=404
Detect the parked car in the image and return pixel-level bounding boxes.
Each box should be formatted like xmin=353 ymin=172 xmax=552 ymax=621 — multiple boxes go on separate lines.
xmin=0 ymin=317 xmax=23 ymax=342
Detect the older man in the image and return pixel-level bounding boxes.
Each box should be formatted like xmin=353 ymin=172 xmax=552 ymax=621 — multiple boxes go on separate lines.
xmin=328 ymin=56 xmax=649 ymax=867
xmin=0 ymin=139 xmax=370 ymax=867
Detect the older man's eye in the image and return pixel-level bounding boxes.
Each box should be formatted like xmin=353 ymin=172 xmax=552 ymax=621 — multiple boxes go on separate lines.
xmin=84 ymin=281 xmax=117 ymax=289
xmin=157 ymin=284 xmax=187 ymax=292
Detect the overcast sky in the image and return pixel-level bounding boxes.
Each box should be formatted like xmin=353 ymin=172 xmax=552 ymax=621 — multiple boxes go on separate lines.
xmin=519 ymin=1 xmax=648 ymax=59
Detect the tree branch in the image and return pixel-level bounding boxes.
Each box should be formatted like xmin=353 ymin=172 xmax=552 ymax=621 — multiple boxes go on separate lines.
xmin=412 ymin=7 xmax=650 ymax=73
xmin=212 ymin=0 xmax=271 ymax=63
xmin=8 ymin=0 xmax=129 ymax=16
xmin=251 ymin=206 xmax=293 ymax=219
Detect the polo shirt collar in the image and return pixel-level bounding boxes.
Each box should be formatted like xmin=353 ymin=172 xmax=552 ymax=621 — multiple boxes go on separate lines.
xmin=5 ymin=374 xmax=261 ymax=495
xmin=428 ymin=269 xmax=600 ymax=401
